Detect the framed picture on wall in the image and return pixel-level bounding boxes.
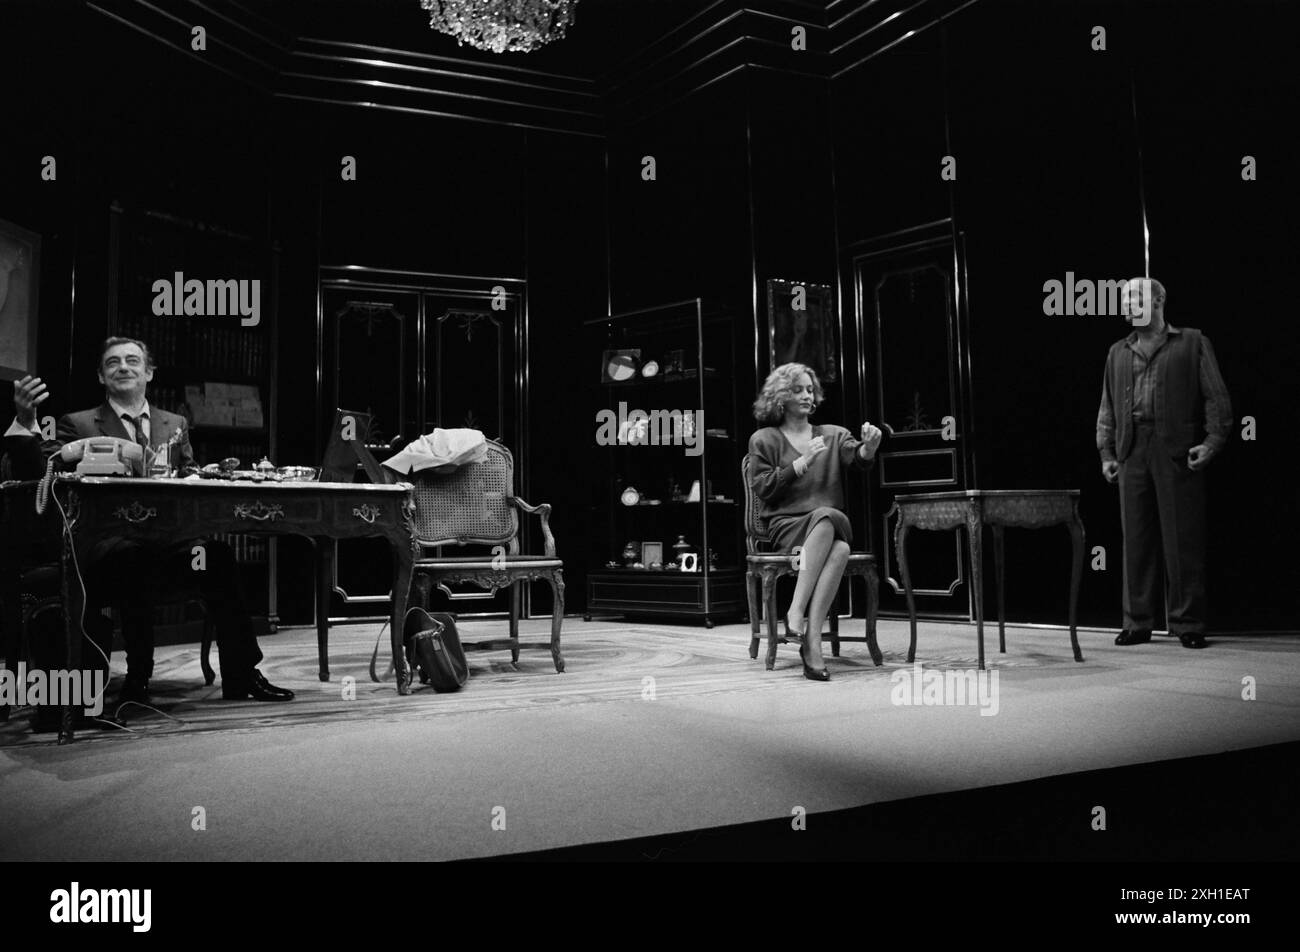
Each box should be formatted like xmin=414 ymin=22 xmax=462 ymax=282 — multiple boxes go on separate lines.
xmin=0 ymin=217 xmax=41 ymax=381
xmin=767 ymin=279 xmax=836 ymax=382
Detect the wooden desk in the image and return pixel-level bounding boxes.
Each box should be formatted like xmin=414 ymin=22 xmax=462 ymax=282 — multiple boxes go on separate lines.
xmin=53 ymin=476 xmax=418 ymax=742
xmin=893 ymin=490 xmax=1086 ymax=670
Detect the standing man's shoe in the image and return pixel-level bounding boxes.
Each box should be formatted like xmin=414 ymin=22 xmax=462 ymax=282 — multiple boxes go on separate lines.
xmin=1178 ymin=633 xmax=1207 ymax=649
xmin=221 ymin=668 xmax=294 ymax=701
xmin=1114 ymin=629 xmax=1152 ymax=646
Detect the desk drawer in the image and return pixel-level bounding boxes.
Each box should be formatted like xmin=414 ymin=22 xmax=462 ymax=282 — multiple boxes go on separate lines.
xmin=200 ymin=495 xmax=324 ymax=526
xmin=333 ymin=496 xmax=402 ymax=531
xmin=98 ymin=495 xmax=187 ymax=529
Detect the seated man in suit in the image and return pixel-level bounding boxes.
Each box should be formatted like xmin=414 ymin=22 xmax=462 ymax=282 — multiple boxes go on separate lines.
xmin=4 ymin=336 xmax=293 ymax=704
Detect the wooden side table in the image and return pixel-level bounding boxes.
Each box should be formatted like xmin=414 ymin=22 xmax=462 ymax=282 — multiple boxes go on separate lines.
xmin=893 ymin=490 xmax=1086 ymax=670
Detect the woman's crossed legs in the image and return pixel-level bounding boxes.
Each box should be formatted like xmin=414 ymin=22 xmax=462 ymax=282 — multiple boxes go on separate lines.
xmin=786 ymin=518 xmax=850 ymax=669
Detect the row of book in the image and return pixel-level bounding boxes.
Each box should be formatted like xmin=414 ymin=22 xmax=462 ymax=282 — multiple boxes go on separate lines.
xmin=149 ymin=386 xmax=265 ymax=431
xmin=116 ymin=314 xmax=267 ymax=378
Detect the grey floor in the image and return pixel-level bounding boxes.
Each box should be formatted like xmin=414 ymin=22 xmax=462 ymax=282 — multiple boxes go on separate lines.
xmin=2 ymin=618 xmax=1297 ymax=860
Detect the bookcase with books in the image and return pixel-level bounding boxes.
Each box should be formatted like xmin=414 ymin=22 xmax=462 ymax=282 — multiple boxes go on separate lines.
xmin=107 ymin=202 xmax=279 ymax=636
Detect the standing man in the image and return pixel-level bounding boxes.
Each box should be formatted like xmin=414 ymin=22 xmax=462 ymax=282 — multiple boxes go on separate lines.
xmin=5 ymin=337 xmax=294 ymax=702
xmin=1096 ymin=278 xmax=1233 ymax=649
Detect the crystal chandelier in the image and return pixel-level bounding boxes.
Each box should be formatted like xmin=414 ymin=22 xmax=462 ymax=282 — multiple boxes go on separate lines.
xmin=420 ymin=0 xmax=578 ymax=54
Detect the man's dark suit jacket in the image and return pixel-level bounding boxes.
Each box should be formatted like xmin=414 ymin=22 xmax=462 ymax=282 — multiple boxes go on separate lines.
xmin=3 ymin=401 xmax=196 ymax=480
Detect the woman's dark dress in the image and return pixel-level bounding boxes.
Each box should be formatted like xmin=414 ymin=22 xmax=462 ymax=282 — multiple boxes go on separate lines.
xmin=747 ymin=424 xmax=872 ymax=552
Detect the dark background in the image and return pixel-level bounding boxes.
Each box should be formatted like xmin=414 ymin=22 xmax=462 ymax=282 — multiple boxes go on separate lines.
xmin=1 ymin=0 xmax=1294 ymax=630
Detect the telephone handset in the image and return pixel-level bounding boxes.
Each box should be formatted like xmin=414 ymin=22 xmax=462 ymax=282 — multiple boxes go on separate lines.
xmin=36 ymin=438 xmax=145 ymax=514
xmin=64 ymin=437 xmax=146 ymax=476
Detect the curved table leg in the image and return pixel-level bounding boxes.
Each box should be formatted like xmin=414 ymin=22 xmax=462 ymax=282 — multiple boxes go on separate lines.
xmin=315 ymin=537 xmax=333 ymax=682
xmin=992 ymin=523 xmax=1006 ymax=653
xmin=200 ymin=616 xmax=216 ymax=686
xmin=548 ymin=570 xmax=566 ymax=673
xmin=1067 ymin=514 xmax=1086 ymax=662
xmin=895 ymin=521 xmax=918 ymax=664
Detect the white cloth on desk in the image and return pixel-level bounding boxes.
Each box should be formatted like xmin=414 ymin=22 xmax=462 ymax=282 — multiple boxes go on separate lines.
xmin=381 ymin=428 xmax=487 ymax=475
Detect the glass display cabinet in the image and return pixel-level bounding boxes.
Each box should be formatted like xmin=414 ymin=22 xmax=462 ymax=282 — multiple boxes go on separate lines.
xmin=583 ymin=299 xmax=744 ymax=627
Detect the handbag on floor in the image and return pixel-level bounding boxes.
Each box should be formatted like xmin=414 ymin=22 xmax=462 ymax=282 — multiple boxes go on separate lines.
xmin=402 ymin=607 xmax=469 ymax=692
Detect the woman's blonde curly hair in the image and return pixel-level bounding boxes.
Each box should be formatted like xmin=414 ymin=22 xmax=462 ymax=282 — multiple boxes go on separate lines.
xmin=752 ymin=362 xmax=823 ymax=425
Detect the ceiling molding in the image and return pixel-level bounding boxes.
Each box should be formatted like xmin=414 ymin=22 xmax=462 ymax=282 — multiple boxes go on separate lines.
xmin=86 ymin=0 xmax=976 ymax=133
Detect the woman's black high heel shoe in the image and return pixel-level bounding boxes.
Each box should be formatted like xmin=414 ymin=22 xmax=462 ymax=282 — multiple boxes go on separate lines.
xmin=798 ymin=637 xmax=830 ymax=682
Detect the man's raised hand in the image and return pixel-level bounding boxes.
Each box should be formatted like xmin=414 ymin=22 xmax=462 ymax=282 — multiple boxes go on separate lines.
xmin=13 ymin=375 xmax=49 ymax=430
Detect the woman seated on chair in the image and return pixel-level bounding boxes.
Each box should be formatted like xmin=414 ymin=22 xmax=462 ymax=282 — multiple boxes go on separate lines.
xmin=748 ymin=363 xmax=884 ymax=681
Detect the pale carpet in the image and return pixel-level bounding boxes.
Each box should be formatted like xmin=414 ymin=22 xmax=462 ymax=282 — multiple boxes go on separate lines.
xmin=1 ymin=618 xmax=1297 ymax=860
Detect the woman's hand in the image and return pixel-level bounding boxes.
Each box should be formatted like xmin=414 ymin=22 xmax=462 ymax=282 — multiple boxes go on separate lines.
xmin=800 ymin=436 xmax=827 ymax=468
xmin=859 ymin=422 xmax=883 ymax=459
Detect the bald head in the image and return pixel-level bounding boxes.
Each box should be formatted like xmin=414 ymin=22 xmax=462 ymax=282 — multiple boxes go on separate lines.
xmin=1121 ymin=277 xmax=1166 ymax=327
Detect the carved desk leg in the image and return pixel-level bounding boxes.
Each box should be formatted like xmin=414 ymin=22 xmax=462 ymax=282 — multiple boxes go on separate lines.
xmin=895 ymin=517 xmax=919 ymax=664
xmin=390 ymin=528 xmax=417 ymax=692
xmin=548 ymin=570 xmax=566 ymax=673
xmin=967 ymin=503 xmax=985 ymax=671
xmin=315 ymin=537 xmax=332 ymax=682
xmin=1067 ymin=506 xmax=1086 ymax=663
xmin=60 ymin=529 xmax=84 ymax=745
xmin=992 ymin=523 xmax=1007 ymax=654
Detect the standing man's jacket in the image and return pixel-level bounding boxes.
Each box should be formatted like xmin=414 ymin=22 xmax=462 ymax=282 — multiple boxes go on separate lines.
xmin=1097 ymin=327 xmax=1233 ymax=463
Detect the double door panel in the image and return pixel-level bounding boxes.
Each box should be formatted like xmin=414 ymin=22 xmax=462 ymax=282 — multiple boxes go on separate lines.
xmin=320 ymin=276 xmax=526 ymax=620
xmin=850 ymin=229 xmax=975 ymax=619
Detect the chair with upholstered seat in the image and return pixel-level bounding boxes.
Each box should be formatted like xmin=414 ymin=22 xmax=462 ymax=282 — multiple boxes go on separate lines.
xmin=741 ymin=455 xmax=882 ymax=670
xmin=406 ymin=439 xmax=565 ymax=673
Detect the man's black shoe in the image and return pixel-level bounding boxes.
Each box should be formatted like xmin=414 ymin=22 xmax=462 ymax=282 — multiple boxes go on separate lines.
xmin=251 ymin=669 xmax=294 ymax=699
xmin=1114 ymin=629 xmax=1152 ymax=646
xmin=119 ymin=677 xmax=151 ymax=707
xmin=1178 ymin=633 xmax=1207 ymax=649
xmin=222 ymin=668 xmax=294 ymax=702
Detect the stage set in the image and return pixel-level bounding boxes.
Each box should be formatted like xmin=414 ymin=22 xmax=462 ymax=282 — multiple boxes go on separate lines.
xmin=1 ymin=0 xmax=1297 ymax=864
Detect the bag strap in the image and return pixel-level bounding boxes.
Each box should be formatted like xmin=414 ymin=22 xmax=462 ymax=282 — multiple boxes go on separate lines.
xmin=372 ymin=612 xmax=447 ymax=682
xmin=368 ymin=620 xmax=392 ymax=682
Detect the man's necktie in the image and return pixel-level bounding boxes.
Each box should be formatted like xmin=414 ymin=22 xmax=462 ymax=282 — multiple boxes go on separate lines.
xmin=124 ymin=413 xmax=150 ymax=472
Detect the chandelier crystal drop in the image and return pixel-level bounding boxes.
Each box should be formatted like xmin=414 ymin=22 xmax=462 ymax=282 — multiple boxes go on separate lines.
xmin=419 ymin=0 xmax=578 ymax=54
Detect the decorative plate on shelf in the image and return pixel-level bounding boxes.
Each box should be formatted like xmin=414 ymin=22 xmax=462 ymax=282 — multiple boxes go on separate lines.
xmin=601 ymin=348 xmax=641 ymax=383
xmin=620 ymin=486 xmax=641 ymax=506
